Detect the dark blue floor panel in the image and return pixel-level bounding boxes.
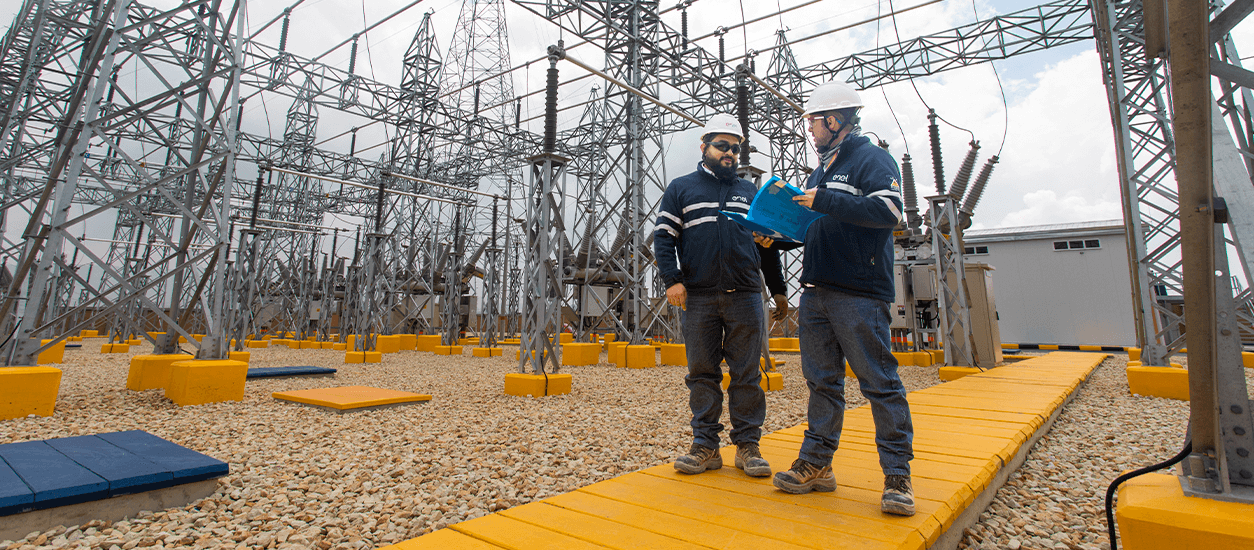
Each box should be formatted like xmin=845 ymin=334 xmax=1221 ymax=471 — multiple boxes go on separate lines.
xmin=47 ymin=435 xmax=173 ymax=497
xmin=247 ymin=366 xmax=337 ymax=379
xmin=0 ymin=456 xmax=34 ymax=516
xmin=97 ymin=431 xmax=228 ymax=483
xmin=0 ymin=441 xmax=107 ymax=508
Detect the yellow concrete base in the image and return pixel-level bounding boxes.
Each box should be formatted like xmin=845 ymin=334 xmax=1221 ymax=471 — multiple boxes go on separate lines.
xmin=125 ymin=339 xmax=142 ymax=346
xmin=1116 ymin=473 xmax=1254 ymax=550
xmin=504 ymin=373 xmax=573 ymax=397
xmin=126 ymin=354 xmax=189 ymax=390
xmin=80 ymin=330 xmax=99 ymax=338
xmin=0 ymin=366 xmax=62 ymax=420
xmin=608 ymin=342 xmax=628 ymax=367
xmin=659 ymin=343 xmax=686 ymax=366
xmin=245 ymin=339 xmax=269 ymax=348
xmin=165 ymin=359 xmax=247 ymax=406
xmin=345 ymin=351 xmax=365 ymax=364
xmin=926 ymin=349 xmax=945 ymax=364
xmin=416 ymin=335 xmax=441 ymax=352
xmin=1127 ymin=366 xmax=1189 ymax=401
xmin=363 ymin=351 xmax=382 ymax=363
xmin=561 ymin=343 xmax=600 ymax=366
xmin=297 ymin=340 xmax=318 ymax=349
xmin=473 ymin=347 xmax=504 ymax=357
xmin=502 ymin=338 xmax=521 ymax=345
xmin=38 ymin=339 xmax=65 ymax=364
xmin=625 ymin=345 xmax=657 ymax=369
xmin=893 ymin=350 xmax=934 ymax=367
xmin=274 ymin=385 xmax=431 ymax=412
xmin=229 ymin=350 xmax=250 ymax=363
xmin=377 ymin=335 xmax=401 ymax=353
xmin=939 ymin=366 xmax=981 ymax=381
xmin=397 ymin=334 xmax=417 ymax=351
xmin=101 ymin=343 xmax=130 ymax=353
xmin=332 ymin=343 xmax=347 ymax=351
xmin=721 ymin=371 xmax=783 ymax=392
xmin=515 ymin=349 xmax=549 ymax=360
xmin=768 ymin=337 xmax=800 ymax=353
xmin=458 ymin=337 xmax=480 ymax=346
xmin=434 ymin=345 xmax=463 ymax=356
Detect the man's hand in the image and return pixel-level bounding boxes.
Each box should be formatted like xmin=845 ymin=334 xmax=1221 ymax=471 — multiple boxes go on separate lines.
xmin=771 ymin=294 xmax=789 ymax=322
xmin=753 ymin=232 xmax=775 ymax=248
xmin=793 ymin=187 xmax=818 ymax=209
xmin=666 ymin=283 xmax=688 ymax=310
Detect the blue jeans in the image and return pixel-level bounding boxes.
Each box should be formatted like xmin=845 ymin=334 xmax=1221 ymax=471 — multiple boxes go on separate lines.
xmin=683 ymin=290 xmax=766 ymax=449
xmin=798 ymin=286 xmax=913 ymax=476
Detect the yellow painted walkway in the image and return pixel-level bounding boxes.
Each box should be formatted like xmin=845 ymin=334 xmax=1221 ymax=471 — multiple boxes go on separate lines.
xmin=385 ymin=352 xmax=1105 ymax=550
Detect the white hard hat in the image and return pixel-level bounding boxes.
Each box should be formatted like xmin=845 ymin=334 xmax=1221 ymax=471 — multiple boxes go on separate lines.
xmin=700 ymin=113 xmax=744 ymax=141
xmin=803 ymin=81 xmax=863 ymax=116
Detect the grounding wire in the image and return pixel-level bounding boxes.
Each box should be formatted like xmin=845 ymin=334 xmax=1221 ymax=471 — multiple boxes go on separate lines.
xmin=723 ymin=0 xmax=945 ymax=64
xmin=875 ymin=0 xmax=909 ymax=156
xmin=886 ymin=0 xmax=975 ymax=142
xmin=970 ymin=0 xmax=1009 ymax=156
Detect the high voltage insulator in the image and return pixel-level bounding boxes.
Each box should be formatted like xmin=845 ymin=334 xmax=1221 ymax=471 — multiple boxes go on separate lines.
xmin=515 ymin=99 xmax=521 ymax=130
xmin=948 ymin=140 xmax=980 ymax=202
xmin=681 ymin=9 xmax=688 ymax=51
xmin=736 ymin=72 xmax=751 ymax=166
xmin=928 ymin=109 xmax=944 ymax=195
xmin=901 ymin=153 xmax=921 ymax=229
xmin=279 ymin=11 xmax=291 ymax=52
xmin=717 ymin=29 xmax=726 ymax=77
xmin=473 ymin=84 xmax=481 ymax=117
xmin=543 ymin=48 xmax=561 ymax=154
xmin=348 ymin=37 xmax=359 ymax=74
xmin=961 ymin=155 xmax=998 ymax=216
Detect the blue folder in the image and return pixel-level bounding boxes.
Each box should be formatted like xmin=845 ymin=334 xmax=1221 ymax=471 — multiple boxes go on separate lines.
xmin=721 ymin=175 xmax=825 ymax=243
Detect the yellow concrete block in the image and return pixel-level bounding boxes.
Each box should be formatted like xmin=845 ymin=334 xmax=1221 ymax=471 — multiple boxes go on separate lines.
xmin=363 ymin=351 xmax=382 ymax=363
xmin=345 ymin=335 xmax=356 ymax=350
xmin=1039 ymin=344 xmax=1059 ymax=350
xmin=273 ymin=385 xmax=431 ymax=411
xmin=1116 ymin=472 xmax=1254 ymax=550
xmin=515 ymin=349 xmax=548 ymax=360
xmin=927 ymin=349 xmax=945 ymax=364
xmin=913 ymin=351 xmax=934 ymax=366
xmin=768 ymin=337 xmax=800 ymax=352
xmin=561 ymin=343 xmax=598 ymax=366
xmin=245 ymin=339 xmax=269 ymax=348
xmin=434 ymin=345 xmax=463 ymax=356
xmin=659 ymin=343 xmax=686 ymax=366
xmin=80 ymin=329 xmax=99 ymax=338
xmin=192 ymin=334 xmax=204 ymax=342
xmin=472 ymin=347 xmax=503 ymax=358
xmin=332 ymin=343 xmax=347 ymax=351
xmin=0 ymin=367 xmax=61 ymax=420
xmin=67 ymin=336 xmax=81 ymax=342
xmin=608 ymin=342 xmax=628 ymax=366
xmin=415 ymin=335 xmax=441 ymax=352
xmin=502 ymin=338 xmax=521 ymax=345
xmin=625 ymin=345 xmax=657 ymax=369
xmin=1128 ymin=347 xmax=1141 ymax=362
xmin=398 ymin=334 xmax=416 ymax=351
xmin=939 ymin=366 xmax=981 ymax=381
xmin=759 ymin=356 xmax=785 ymax=370
xmin=458 ymin=337 xmax=480 ymax=346
xmin=720 ymin=371 xmax=783 ymax=392
xmin=317 ymin=342 xmax=332 ymax=349
xmin=1127 ymin=366 xmax=1189 ymax=401
xmin=299 ymin=340 xmax=320 ymax=349
xmin=229 ymin=351 xmax=250 ymax=363
xmin=165 ymin=359 xmax=247 ymax=407
xmin=178 ymin=336 xmax=188 ymax=344
xmin=1128 ymin=360 xmax=1142 ymax=367
xmin=345 ymin=351 xmax=365 ymax=364
xmin=101 ymin=343 xmax=130 ymax=353
xmin=504 ymin=373 xmax=573 ymax=397
xmin=1000 ymin=343 xmax=1018 ymax=349
xmin=891 ymin=351 xmax=914 ymax=367
xmin=377 ymin=335 xmax=401 ymax=353
xmin=1244 ymin=351 xmax=1254 ymax=368
xmin=125 ymin=339 xmax=142 ymax=346
xmin=1079 ymin=344 xmax=1102 ymax=351
xmin=126 ymin=354 xmax=188 ymax=390
xmin=37 ymin=339 xmax=65 ymax=364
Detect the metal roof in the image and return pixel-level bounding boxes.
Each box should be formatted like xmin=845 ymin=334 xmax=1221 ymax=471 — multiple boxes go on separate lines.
xmin=963 ymin=219 xmax=1126 ymax=243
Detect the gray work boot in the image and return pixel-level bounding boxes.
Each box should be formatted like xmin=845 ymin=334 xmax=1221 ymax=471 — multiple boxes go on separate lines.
xmin=882 ymin=474 xmax=916 ymax=516
xmin=772 ymin=458 xmax=836 ymax=494
xmin=734 ymin=442 xmax=771 ymax=477
xmin=674 ymin=443 xmax=722 ymax=474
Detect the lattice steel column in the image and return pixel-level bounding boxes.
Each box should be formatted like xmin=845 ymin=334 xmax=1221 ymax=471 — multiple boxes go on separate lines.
xmin=927 ymin=195 xmax=973 ymax=369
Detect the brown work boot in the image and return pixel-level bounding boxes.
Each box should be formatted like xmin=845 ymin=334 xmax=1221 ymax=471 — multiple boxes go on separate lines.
xmin=882 ymin=474 xmax=916 ymax=516
xmin=674 ymin=443 xmax=722 ymax=474
xmin=734 ymin=442 xmax=771 ymax=477
xmin=772 ymin=458 xmax=836 ymax=494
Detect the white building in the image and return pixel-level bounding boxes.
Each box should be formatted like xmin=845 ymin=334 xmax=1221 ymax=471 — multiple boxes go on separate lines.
xmin=962 ymin=219 xmax=1136 ymax=346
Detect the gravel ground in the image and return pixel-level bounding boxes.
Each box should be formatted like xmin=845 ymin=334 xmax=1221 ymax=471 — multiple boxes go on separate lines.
xmin=1 ymin=345 xmax=1241 ymax=550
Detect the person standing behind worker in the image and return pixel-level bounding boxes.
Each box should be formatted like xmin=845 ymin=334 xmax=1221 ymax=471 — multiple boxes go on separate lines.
xmin=767 ymin=81 xmax=916 ymax=516
xmin=654 ymin=113 xmax=789 ymax=478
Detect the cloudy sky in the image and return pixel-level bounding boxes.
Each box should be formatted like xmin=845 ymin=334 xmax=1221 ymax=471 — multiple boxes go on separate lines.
xmin=2 ymin=0 xmax=1250 ymax=234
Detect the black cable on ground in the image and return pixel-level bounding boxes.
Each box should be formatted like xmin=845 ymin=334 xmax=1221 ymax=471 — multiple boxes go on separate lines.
xmin=1104 ymin=441 xmax=1192 ymax=550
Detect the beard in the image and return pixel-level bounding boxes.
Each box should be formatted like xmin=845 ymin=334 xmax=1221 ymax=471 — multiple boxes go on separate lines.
xmin=702 ymin=152 xmax=739 ymax=180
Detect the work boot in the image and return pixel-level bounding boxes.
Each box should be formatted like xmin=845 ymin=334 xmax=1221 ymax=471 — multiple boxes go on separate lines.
xmin=772 ymin=458 xmax=836 ymax=494
xmin=674 ymin=443 xmax=722 ymax=474
xmin=882 ymin=474 xmax=916 ymax=516
xmin=734 ymin=442 xmax=771 ymax=477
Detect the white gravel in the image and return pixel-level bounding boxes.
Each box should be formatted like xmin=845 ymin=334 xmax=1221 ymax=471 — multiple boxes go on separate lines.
xmin=3 ymin=344 xmax=1239 ymax=550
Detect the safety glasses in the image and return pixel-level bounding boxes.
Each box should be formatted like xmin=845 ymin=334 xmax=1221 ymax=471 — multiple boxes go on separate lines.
xmin=706 ymin=141 xmax=741 ymax=154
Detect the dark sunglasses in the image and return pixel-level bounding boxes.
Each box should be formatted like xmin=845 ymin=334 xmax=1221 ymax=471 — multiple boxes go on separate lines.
xmin=706 ymin=141 xmax=741 ymax=154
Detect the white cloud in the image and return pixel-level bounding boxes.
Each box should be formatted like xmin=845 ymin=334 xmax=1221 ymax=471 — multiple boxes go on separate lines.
xmin=985 ymin=189 xmax=1121 ymax=229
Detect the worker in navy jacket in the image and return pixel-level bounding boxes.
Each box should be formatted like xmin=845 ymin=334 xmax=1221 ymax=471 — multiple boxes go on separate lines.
xmin=767 ymin=81 xmax=917 ymax=517
xmin=654 ymin=114 xmax=787 ymax=479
